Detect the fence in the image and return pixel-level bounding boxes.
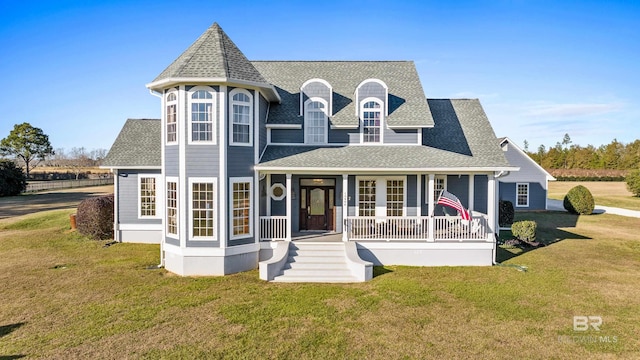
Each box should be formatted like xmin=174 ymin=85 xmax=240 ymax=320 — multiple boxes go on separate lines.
xmin=25 ymin=178 xmax=114 ymax=192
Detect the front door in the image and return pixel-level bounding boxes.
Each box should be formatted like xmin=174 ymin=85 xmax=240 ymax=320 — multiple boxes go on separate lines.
xmin=299 ymin=184 xmax=335 ymax=231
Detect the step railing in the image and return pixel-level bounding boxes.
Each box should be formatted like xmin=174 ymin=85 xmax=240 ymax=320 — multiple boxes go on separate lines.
xmin=259 ymin=216 xmax=287 ymax=241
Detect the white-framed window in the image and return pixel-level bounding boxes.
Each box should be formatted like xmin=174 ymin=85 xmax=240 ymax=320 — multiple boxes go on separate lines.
xmin=189 ymin=177 xmax=217 ymax=240
xmin=270 ymin=183 xmax=286 ymax=201
xmin=139 ymin=175 xmax=161 ymax=219
xmin=188 ymin=87 xmax=215 ymax=144
xmin=516 ymin=183 xmax=529 ymax=207
xmin=166 ymin=91 xmax=177 ymax=144
xmin=166 ymin=177 xmax=179 ymax=238
xmin=357 ymin=176 xmax=406 ymax=217
xmin=230 ymin=177 xmax=253 ymax=240
xmin=229 ymin=88 xmax=253 ymax=146
xmin=304 ymin=98 xmax=328 ymax=144
xmin=426 ymin=175 xmax=447 ymax=204
xmin=360 ymin=98 xmax=383 ymax=143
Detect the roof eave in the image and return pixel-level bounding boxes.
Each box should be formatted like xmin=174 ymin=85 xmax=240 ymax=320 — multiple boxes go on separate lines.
xmin=100 ymin=165 xmax=162 ymax=170
xmin=254 ymin=165 xmax=519 ymax=173
xmin=146 ymin=77 xmax=281 ymax=103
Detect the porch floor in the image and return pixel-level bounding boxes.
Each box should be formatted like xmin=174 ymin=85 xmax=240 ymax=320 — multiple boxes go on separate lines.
xmin=292 ymin=232 xmax=343 ymax=242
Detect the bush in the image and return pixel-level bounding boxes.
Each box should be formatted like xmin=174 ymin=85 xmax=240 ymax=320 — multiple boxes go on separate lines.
xmin=0 ymin=160 xmax=26 ymax=197
xmin=626 ymin=169 xmax=640 ymax=197
xmin=499 ymin=200 xmax=514 ymax=227
xmin=563 ymin=185 xmax=595 ymax=215
xmin=76 ymin=194 xmax=114 ymax=240
xmin=511 ymin=220 xmax=537 ymax=242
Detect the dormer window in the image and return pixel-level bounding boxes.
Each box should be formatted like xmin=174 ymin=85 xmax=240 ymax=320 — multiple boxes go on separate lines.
xmin=166 ymin=91 xmax=177 ymax=144
xmin=300 ymin=79 xmax=332 ymax=117
xmin=304 ymin=98 xmax=328 ymax=144
xmin=188 ymin=87 xmax=216 ymax=144
xmin=361 ymin=99 xmax=383 ymax=143
xmin=229 ymin=88 xmax=253 ymax=146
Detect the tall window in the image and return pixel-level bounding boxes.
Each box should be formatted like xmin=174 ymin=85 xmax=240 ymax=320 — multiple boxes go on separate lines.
xmin=139 ymin=176 xmax=160 ymax=218
xmin=517 ymin=183 xmax=529 ymax=207
xmin=434 ymin=176 xmax=446 ymax=201
xmin=386 ymin=180 xmax=404 ymax=216
xmin=358 ymin=180 xmax=376 ymax=216
xmin=167 ymin=180 xmax=178 ymax=237
xmin=166 ymin=92 xmax=177 ymax=144
xmin=190 ymin=88 xmax=214 ymax=143
xmin=191 ymin=179 xmax=216 ymax=239
xmin=305 ymin=99 xmax=327 ymax=144
xmin=231 ymin=178 xmax=252 ymax=239
xmin=362 ymin=100 xmax=382 ymax=143
xmin=230 ymin=89 xmax=252 ymax=145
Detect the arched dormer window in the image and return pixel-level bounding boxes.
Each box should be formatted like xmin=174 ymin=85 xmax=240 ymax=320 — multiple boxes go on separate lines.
xmin=188 ymin=87 xmax=216 ymax=144
xmin=304 ymin=98 xmax=328 ymax=144
xmin=360 ymin=98 xmax=383 ymax=143
xmin=355 ymin=79 xmax=388 ymax=117
xmin=300 ymin=79 xmax=332 ymax=117
xmin=229 ymin=88 xmax=253 ymax=146
xmin=166 ymin=91 xmax=178 ymax=144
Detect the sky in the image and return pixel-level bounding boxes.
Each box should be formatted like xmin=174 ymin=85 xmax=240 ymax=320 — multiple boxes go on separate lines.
xmin=1 ymin=0 xmax=638 ymax=154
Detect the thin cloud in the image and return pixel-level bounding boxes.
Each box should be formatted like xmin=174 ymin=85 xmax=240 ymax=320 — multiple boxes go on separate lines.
xmin=524 ymin=102 xmax=623 ymax=117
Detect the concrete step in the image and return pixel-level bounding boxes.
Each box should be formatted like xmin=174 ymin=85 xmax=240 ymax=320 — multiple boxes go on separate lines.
xmin=288 ymin=249 xmax=345 ymax=257
xmin=281 ymin=267 xmax=353 ymax=277
xmin=272 ymin=274 xmax=359 ymax=283
xmin=270 ymin=242 xmax=358 ymax=283
xmin=286 ymin=260 xmax=348 ymax=269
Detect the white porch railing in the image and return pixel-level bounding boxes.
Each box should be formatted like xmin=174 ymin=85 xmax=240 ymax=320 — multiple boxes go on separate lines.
xmin=259 ymin=216 xmax=287 ymax=241
xmin=433 ymin=215 xmax=488 ymax=241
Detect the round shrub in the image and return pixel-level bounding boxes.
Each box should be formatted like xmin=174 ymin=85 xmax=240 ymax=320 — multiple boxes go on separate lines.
xmin=511 ymin=220 xmax=537 ymax=242
xmin=563 ymin=185 xmax=595 ymax=215
xmin=626 ymin=169 xmax=640 ymax=197
xmin=499 ymin=200 xmax=514 ymax=227
xmin=0 ymin=160 xmax=26 ymax=197
xmin=76 ymin=194 xmax=114 ymax=240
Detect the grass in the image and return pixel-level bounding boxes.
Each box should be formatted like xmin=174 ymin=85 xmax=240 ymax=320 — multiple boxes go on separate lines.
xmin=548 ymin=181 xmax=640 ymax=211
xmin=1 ymin=210 xmax=639 ymax=359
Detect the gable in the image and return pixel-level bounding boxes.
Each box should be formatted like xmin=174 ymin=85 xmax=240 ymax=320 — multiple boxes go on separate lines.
xmin=102 ymin=119 xmax=161 ymax=169
xmin=499 ymin=137 xmax=555 ymax=185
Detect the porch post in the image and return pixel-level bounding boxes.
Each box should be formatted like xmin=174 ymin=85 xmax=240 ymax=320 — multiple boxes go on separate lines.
xmin=427 ymin=174 xmax=435 ymax=242
xmin=342 ymin=174 xmax=348 ymax=242
xmin=487 ymin=173 xmax=496 ymax=239
xmin=468 ymin=174 xmax=475 ymax=213
xmin=286 ymin=173 xmax=292 ymax=241
xmin=266 ymin=174 xmax=271 ymax=216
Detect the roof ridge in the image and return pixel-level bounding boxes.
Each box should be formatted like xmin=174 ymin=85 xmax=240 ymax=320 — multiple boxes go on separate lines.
xmin=216 ymin=24 xmax=230 ymax=78
xmin=251 ymin=60 xmax=412 ymax=63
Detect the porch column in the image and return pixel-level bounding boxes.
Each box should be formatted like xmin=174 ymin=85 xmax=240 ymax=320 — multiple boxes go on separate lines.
xmin=427 ymin=174 xmax=435 ymax=242
xmin=266 ymin=173 xmax=271 ymax=216
xmin=487 ymin=173 xmax=496 ymax=239
xmin=286 ymin=173 xmax=292 ymax=241
xmin=468 ymin=174 xmax=475 ymax=213
xmin=342 ymin=174 xmax=349 ymax=242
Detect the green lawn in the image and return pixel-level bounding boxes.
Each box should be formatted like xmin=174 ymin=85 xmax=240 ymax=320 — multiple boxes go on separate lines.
xmin=548 ymin=181 xmax=640 ymax=211
xmin=1 ymin=210 xmax=639 ymax=359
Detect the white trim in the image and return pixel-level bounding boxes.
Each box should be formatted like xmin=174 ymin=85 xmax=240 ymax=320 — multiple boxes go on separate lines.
xmin=425 ymin=175 xmax=447 ymax=204
xmin=100 ymin=166 xmax=162 ymax=170
xmin=219 ymin=85 xmax=227 ymax=247
xmin=416 ymin=174 xmax=422 ymax=214
xmin=165 ymin=89 xmax=178 ymax=146
xmin=388 ymin=125 xmax=434 ymax=129
xmin=330 ymin=124 xmax=359 ymax=129
xmin=304 ymin=97 xmax=329 ymax=145
xmin=266 ymin=124 xmax=302 ymax=129
xmin=188 ymin=177 xmax=218 ymax=241
xmin=359 ymin=97 xmax=384 ymax=144
xmin=355 ymin=78 xmax=389 ymax=116
xmin=166 ymin=176 xmax=179 ymax=240
xmin=342 ymin=174 xmax=348 ymax=242
xmin=500 ymin=137 xmax=556 ymax=182
xmin=187 ymin=86 xmax=217 ymax=145
xmin=300 ymin=78 xmax=333 ymax=116
xmin=118 ymin=223 xmax=163 ymax=231
xmin=229 ymin=177 xmax=254 ymax=240
xmin=255 ymin=166 xmax=519 ymax=173
xmin=355 ymin=176 xmax=407 ymax=218
xmin=229 ymin=88 xmax=253 ymax=146
xmin=138 ymin=174 xmax=163 ymax=219
xmin=270 ymin=183 xmax=286 ymax=201
xmin=468 ymin=174 xmax=475 ymax=212
xmin=285 ymin=174 xmax=292 ymax=241
xmin=516 ymin=182 xmax=530 ymax=207
xmin=146 ymin=77 xmax=281 ymax=103
xmin=113 ymin=170 xmax=120 ymax=242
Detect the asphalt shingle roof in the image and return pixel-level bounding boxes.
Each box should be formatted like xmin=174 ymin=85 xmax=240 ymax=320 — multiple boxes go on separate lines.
xmin=251 ymin=61 xmax=433 ymax=128
xmin=152 ymin=23 xmax=267 ymax=85
xmin=257 ymin=99 xmax=511 ymax=171
xmin=102 ymin=119 xmax=161 ymax=168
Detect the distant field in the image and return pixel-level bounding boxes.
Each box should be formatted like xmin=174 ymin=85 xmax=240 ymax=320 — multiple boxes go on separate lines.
xmin=548 ymin=181 xmax=640 ymax=211
xmin=31 ymin=166 xmax=110 ymax=174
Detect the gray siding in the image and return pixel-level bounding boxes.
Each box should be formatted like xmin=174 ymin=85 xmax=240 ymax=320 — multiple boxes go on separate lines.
xmin=358 ymin=81 xmax=386 ymax=103
xmin=499 ymin=182 xmax=547 ymax=211
xmin=474 ymin=175 xmax=488 ymax=214
xmin=271 ymin=129 xmax=303 ymax=143
xmin=384 ymin=128 xmax=418 ymax=144
xmin=500 ymin=142 xmax=549 ymax=188
xmin=185 ymin=145 xmax=219 ymax=178
xmin=302 ymin=81 xmax=331 ymax=108
xmin=328 ymin=128 xmax=360 ymax=144
xmin=227 ymin=146 xmax=254 ymax=177
xmin=165 ymin=146 xmax=179 ymax=177
xmin=117 ymin=170 xmax=162 ymax=225
xmin=259 ymin=94 xmax=269 ymax=156
xmin=270 ymin=174 xmax=287 ymax=216
xmin=406 ymin=175 xmax=418 ymax=216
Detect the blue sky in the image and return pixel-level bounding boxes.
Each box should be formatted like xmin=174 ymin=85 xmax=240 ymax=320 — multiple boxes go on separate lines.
xmin=1 ymin=0 xmax=638 ymax=154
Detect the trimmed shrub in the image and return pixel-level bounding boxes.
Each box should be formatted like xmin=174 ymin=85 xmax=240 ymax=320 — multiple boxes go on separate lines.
xmin=626 ymin=169 xmax=640 ymax=197
xmin=499 ymin=200 xmax=514 ymax=227
xmin=512 ymin=220 xmax=537 ymax=242
xmin=563 ymin=185 xmax=595 ymax=215
xmin=0 ymin=160 xmax=26 ymax=197
xmin=76 ymin=194 xmax=114 ymax=240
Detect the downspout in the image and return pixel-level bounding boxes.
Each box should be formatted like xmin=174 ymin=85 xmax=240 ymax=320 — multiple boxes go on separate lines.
xmin=491 ymin=170 xmax=527 ymax=271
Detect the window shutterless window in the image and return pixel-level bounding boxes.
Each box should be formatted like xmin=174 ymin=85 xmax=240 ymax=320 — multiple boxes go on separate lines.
xmin=386 ymin=179 xmax=404 ymax=216
xmin=189 ymin=88 xmax=215 ymax=143
xmin=166 ymin=92 xmax=177 ymax=144
xmin=230 ymin=178 xmax=252 ymax=239
xmin=358 ymin=179 xmax=376 ymax=216
xmin=305 ymin=99 xmax=327 ymax=144
xmin=139 ymin=175 xmax=161 ymax=218
xmin=230 ymin=89 xmax=252 ymax=146
xmin=166 ymin=180 xmax=178 ymax=237
xmin=190 ymin=179 xmax=217 ymax=240
xmin=516 ymin=183 xmax=529 ymax=207
xmin=361 ymin=100 xmax=382 ymax=143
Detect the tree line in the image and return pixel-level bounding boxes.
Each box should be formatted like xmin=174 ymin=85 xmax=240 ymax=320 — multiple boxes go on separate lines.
xmin=524 ymin=134 xmax=640 ymax=171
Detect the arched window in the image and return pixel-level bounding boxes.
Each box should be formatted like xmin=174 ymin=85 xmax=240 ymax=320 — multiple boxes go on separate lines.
xmin=230 ymin=89 xmax=253 ymax=146
xmin=361 ymin=99 xmax=382 ymax=143
xmin=304 ymin=98 xmax=328 ymax=144
xmin=166 ymin=91 xmax=177 ymax=144
xmin=188 ymin=87 xmax=215 ymax=143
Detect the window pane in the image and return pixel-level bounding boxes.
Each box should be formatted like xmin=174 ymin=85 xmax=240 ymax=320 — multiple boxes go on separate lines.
xmin=167 ymin=182 xmax=178 ymax=235
xmin=140 ymin=177 xmax=156 ymax=217
xmin=192 ymin=182 xmax=215 ymax=237
xmin=232 ymin=181 xmax=251 ymax=236
xmin=358 ymin=180 xmax=376 ymax=216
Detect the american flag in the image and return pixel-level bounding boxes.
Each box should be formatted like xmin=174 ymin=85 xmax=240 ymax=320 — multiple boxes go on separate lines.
xmin=436 ymin=190 xmax=471 ymax=221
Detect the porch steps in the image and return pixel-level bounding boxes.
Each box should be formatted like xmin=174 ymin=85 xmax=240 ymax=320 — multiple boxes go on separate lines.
xmin=272 ymin=242 xmax=359 ymax=283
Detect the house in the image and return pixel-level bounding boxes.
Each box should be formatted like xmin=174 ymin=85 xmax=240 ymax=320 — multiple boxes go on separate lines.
xmin=102 ymin=23 xmax=517 ymax=282
xmin=498 ymin=137 xmax=555 ymax=211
